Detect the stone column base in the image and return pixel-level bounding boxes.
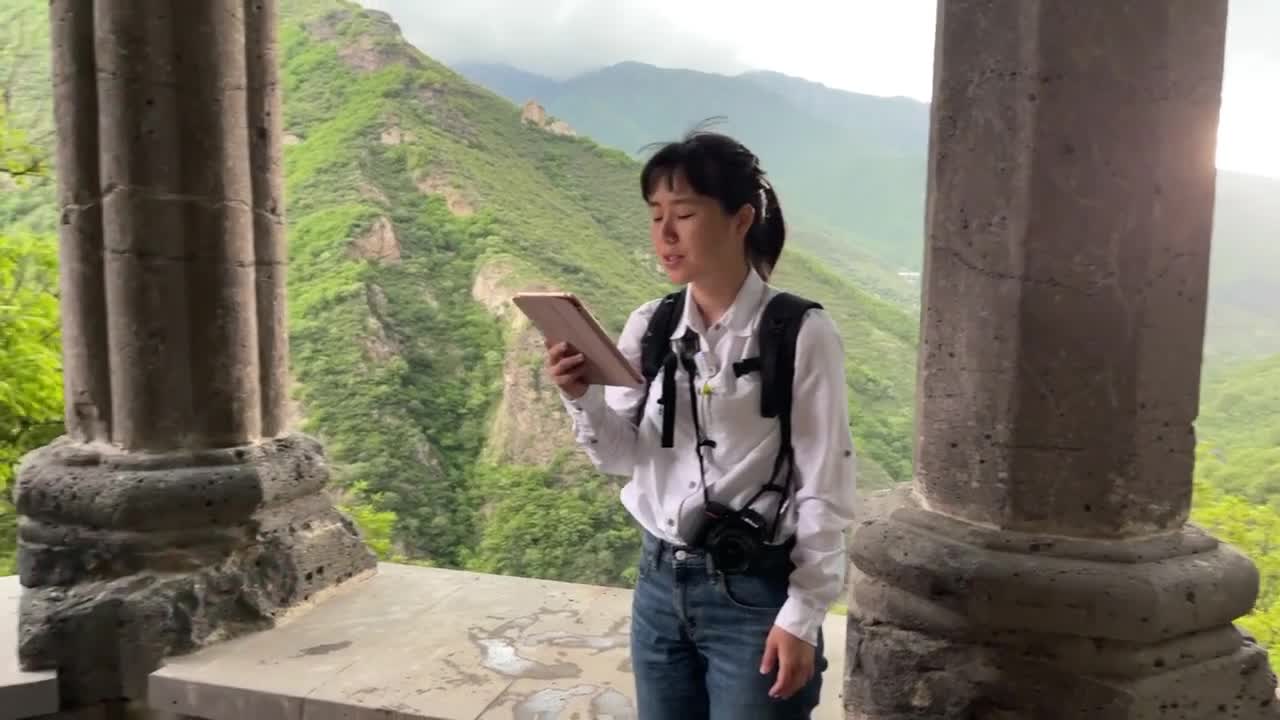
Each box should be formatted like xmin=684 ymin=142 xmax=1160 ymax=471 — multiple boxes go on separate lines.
xmin=845 ymin=495 xmax=1280 ymax=719
xmin=14 ymin=434 xmax=378 ymax=707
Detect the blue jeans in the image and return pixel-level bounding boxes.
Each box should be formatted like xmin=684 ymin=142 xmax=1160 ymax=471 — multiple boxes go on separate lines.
xmin=630 ymin=530 xmax=827 ymax=720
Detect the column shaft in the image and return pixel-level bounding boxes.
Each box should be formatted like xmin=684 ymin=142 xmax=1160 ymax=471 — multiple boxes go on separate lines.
xmin=915 ymin=0 xmax=1226 ymax=538
xmin=846 ymin=2 xmax=1279 ymax=717
xmin=95 ymin=1 xmax=261 ymax=451
xmin=245 ymin=0 xmax=290 ymax=439
xmin=50 ymin=0 xmax=110 ymax=443
xmin=18 ymin=1 xmax=376 ymax=708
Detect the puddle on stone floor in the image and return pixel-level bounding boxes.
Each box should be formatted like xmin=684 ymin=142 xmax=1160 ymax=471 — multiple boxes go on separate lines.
xmin=469 ymin=607 xmax=629 ymax=680
xmin=508 ymin=684 xmax=636 ymax=720
xmin=590 ymin=687 xmax=636 ymax=719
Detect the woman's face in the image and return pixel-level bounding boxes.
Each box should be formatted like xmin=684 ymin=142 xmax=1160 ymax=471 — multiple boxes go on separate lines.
xmin=647 ymin=171 xmax=753 ymax=286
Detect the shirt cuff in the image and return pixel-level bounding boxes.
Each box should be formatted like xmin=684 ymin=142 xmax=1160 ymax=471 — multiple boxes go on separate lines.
xmin=560 ymin=383 xmax=605 ymax=415
xmin=773 ymin=594 xmax=827 ymax=647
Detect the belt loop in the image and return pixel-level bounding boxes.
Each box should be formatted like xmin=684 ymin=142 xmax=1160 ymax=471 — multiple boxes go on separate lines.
xmin=643 ymin=531 xmax=660 ymax=571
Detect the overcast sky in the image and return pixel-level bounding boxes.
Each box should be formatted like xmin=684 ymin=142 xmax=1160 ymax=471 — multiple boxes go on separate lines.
xmin=359 ymin=0 xmax=1280 ymax=178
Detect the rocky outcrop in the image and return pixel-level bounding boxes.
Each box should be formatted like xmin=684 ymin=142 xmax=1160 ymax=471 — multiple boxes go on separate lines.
xmin=380 ymin=126 xmax=415 ymax=146
xmin=349 ymin=216 xmax=401 ymax=263
xmin=416 ymin=173 xmax=475 ymax=216
xmin=521 ymin=100 xmax=577 ymax=137
xmin=305 ymin=9 xmax=423 ymax=74
xmin=361 ymin=284 xmax=401 ymax=363
xmin=471 ymin=259 xmax=521 ymax=320
xmin=471 ymin=260 xmax=588 ymax=470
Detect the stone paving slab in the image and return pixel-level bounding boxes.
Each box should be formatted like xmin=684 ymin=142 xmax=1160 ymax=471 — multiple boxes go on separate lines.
xmin=1 ymin=576 xmax=59 ymax=720
xmin=149 ymin=563 xmax=847 ymax=719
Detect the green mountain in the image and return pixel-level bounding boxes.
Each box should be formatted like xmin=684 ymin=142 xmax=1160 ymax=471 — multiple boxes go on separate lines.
xmin=459 ymin=60 xmax=930 ymax=280
xmin=454 ymin=61 xmax=1280 ymax=363
xmin=1195 ymin=352 xmax=1280 ymax=503
xmin=0 ymin=0 xmax=917 ymax=583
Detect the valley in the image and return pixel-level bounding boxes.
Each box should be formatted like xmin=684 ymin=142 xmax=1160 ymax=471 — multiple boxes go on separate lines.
xmin=456 ymin=59 xmax=1280 ymax=364
xmin=0 ymin=0 xmax=1276 ymax=645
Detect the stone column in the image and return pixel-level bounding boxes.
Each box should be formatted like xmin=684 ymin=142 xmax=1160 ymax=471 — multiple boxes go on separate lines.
xmin=845 ymin=1 xmax=1280 ymax=718
xmin=16 ymin=0 xmax=376 ymax=708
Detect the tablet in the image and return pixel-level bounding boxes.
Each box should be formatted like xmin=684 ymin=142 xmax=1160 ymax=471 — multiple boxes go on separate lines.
xmin=512 ymin=291 xmax=643 ymax=388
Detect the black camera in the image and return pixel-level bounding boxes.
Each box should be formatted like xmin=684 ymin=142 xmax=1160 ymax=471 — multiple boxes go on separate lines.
xmin=693 ymin=500 xmax=770 ymax=574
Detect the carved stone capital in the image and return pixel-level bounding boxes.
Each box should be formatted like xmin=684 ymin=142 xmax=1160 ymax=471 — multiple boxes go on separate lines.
xmin=14 ymin=433 xmax=377 ymax=706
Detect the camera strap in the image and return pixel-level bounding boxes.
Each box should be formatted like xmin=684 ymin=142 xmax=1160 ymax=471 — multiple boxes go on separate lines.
xmin=677 ymin=332 xmax=715 ymax=510
xmin=677 ymin=330 xmax=792 ymax=542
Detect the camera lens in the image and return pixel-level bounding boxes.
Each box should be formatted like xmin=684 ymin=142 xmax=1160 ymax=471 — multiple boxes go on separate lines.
xmin=715 ymin=531 xmax=752 ymax=573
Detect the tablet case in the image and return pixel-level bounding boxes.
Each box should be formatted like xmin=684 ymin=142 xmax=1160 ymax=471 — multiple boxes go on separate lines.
xmin=512 ymin=292 xmax=644 ymax=387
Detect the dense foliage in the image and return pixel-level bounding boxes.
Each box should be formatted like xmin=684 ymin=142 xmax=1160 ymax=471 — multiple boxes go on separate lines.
xmin=0 ymin=84 xmax=59 ymax=575
xmin=454 ymin=61 xmax=1280 ymax=363
xmin=270 ymin=0 xmax=918 ymax=581
xmin=0 ymin=0 xmax=1276 ymax=654
xmin=1184 ymin=353 xmax=1280 ymax=645
xmin=0 ymin=228 xmax=61 ymax=576
xmin=455 ymin=59 xmax=930 ymax=293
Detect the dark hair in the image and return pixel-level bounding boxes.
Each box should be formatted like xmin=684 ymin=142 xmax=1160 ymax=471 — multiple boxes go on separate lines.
xmin=640 ymin=126 xmax=785 ymax=280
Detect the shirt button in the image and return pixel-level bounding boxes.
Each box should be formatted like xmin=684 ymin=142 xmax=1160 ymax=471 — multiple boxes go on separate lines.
xmin=666 ymin=518 xmax=675 ymax=527
xmin=689 ymin=482 xmax=696 ymax=489
xmin=675 ymin=550 xmax=688 ymax=560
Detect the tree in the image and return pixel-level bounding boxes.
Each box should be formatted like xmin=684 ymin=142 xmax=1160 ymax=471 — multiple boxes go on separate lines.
xmin=0 ymin=97 xmax=42 ymax=180
xmin=0 ymin=2 xmax=48 ymax=183
xmin=0 ymin=229 xmax=62 ymax=575
xmin=1192 ymin=476 xmax=1280 ymax=647
xmin=0 ymin=48 xmax=59 ymax=571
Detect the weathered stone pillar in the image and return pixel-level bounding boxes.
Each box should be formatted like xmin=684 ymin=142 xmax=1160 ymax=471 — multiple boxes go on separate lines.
xmin=845 ymin=1 xmax=1280 ymax=718
xmin=16 ymin=0 xmax=376 ymax=708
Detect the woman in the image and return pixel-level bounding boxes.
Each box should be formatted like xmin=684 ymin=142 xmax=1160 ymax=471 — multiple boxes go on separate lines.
xmin=546 ymin=130 xmax=858 ymax=720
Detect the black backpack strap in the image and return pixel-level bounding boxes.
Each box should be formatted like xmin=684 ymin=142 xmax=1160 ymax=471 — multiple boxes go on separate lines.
xmin=757 ymin=291 xmax=822 ymax=422
xmin=731 ymin=357 xmax=761 ymax=377
xmin=635 ymin=290 xmax=686 ymax=440
xmin=745 ymin=291 xmax=823 ymax=540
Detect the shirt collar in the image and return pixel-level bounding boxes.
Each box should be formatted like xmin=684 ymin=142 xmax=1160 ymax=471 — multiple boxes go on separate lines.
xmin=670 ymin=267 xmax=768 ymax=340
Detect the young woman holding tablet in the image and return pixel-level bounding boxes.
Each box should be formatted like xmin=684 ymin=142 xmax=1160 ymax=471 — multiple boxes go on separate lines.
xmin=546 ymin=130 xmax=858 ymax=720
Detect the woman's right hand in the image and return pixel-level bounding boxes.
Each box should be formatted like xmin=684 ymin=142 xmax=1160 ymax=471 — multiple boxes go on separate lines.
xmin=546 ymin=340 xmax=589 ymax=399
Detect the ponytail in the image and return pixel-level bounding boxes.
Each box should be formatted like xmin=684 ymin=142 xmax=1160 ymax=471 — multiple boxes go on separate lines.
xmin=747 ymin=181 xmax=785 ymax=281
xmin=640 ymin=126 xmax=787 ymax=280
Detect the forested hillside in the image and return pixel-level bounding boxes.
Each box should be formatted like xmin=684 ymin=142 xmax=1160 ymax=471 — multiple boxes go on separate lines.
xmin=0 ymin=0 xmax=56 ymax=576
xmin=455 ymin=60 xmax=1280 ymax=363
xmin=1190 ymin=353 xmax=1280 ymax=645
xmin=459 ymin=60 xmax=930 ymax=284
xmin=0 ymin=0 xmax=916 ymax=584
xmin=1 ymin=0 xmax=1277 ymax=648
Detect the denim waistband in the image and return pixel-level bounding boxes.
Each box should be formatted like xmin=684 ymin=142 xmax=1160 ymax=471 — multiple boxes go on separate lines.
xmin=640 ymin=529 xmax=795 ymax=577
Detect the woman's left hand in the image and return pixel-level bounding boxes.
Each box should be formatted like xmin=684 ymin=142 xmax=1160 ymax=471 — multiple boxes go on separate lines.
xmin=760 ymin=624 xmax=815 ymax=699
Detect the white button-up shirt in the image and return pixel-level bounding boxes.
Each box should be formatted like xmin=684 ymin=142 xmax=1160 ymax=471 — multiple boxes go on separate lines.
xmin=560 ymin=268 xmax=859 ymax=645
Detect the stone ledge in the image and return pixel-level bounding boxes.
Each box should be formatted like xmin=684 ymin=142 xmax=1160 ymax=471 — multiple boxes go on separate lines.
xmin=147 ymin=563 xmax=849 ymax=719
xmin=1 ymin=577 xmax=57 ymax=720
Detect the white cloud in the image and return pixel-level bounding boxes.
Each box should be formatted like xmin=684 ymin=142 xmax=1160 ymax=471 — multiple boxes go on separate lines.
xmin=358 ymin=0 xmax=748 ymax=80
xmin=359 ymin=0 xmax=1279 ymax=176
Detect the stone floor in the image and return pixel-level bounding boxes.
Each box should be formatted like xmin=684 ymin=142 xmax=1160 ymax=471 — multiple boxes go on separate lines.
xmin=146 ymin=563 xmax=849 ymax=719
xmin=1 ymin=576 xmax=58 ymax=720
